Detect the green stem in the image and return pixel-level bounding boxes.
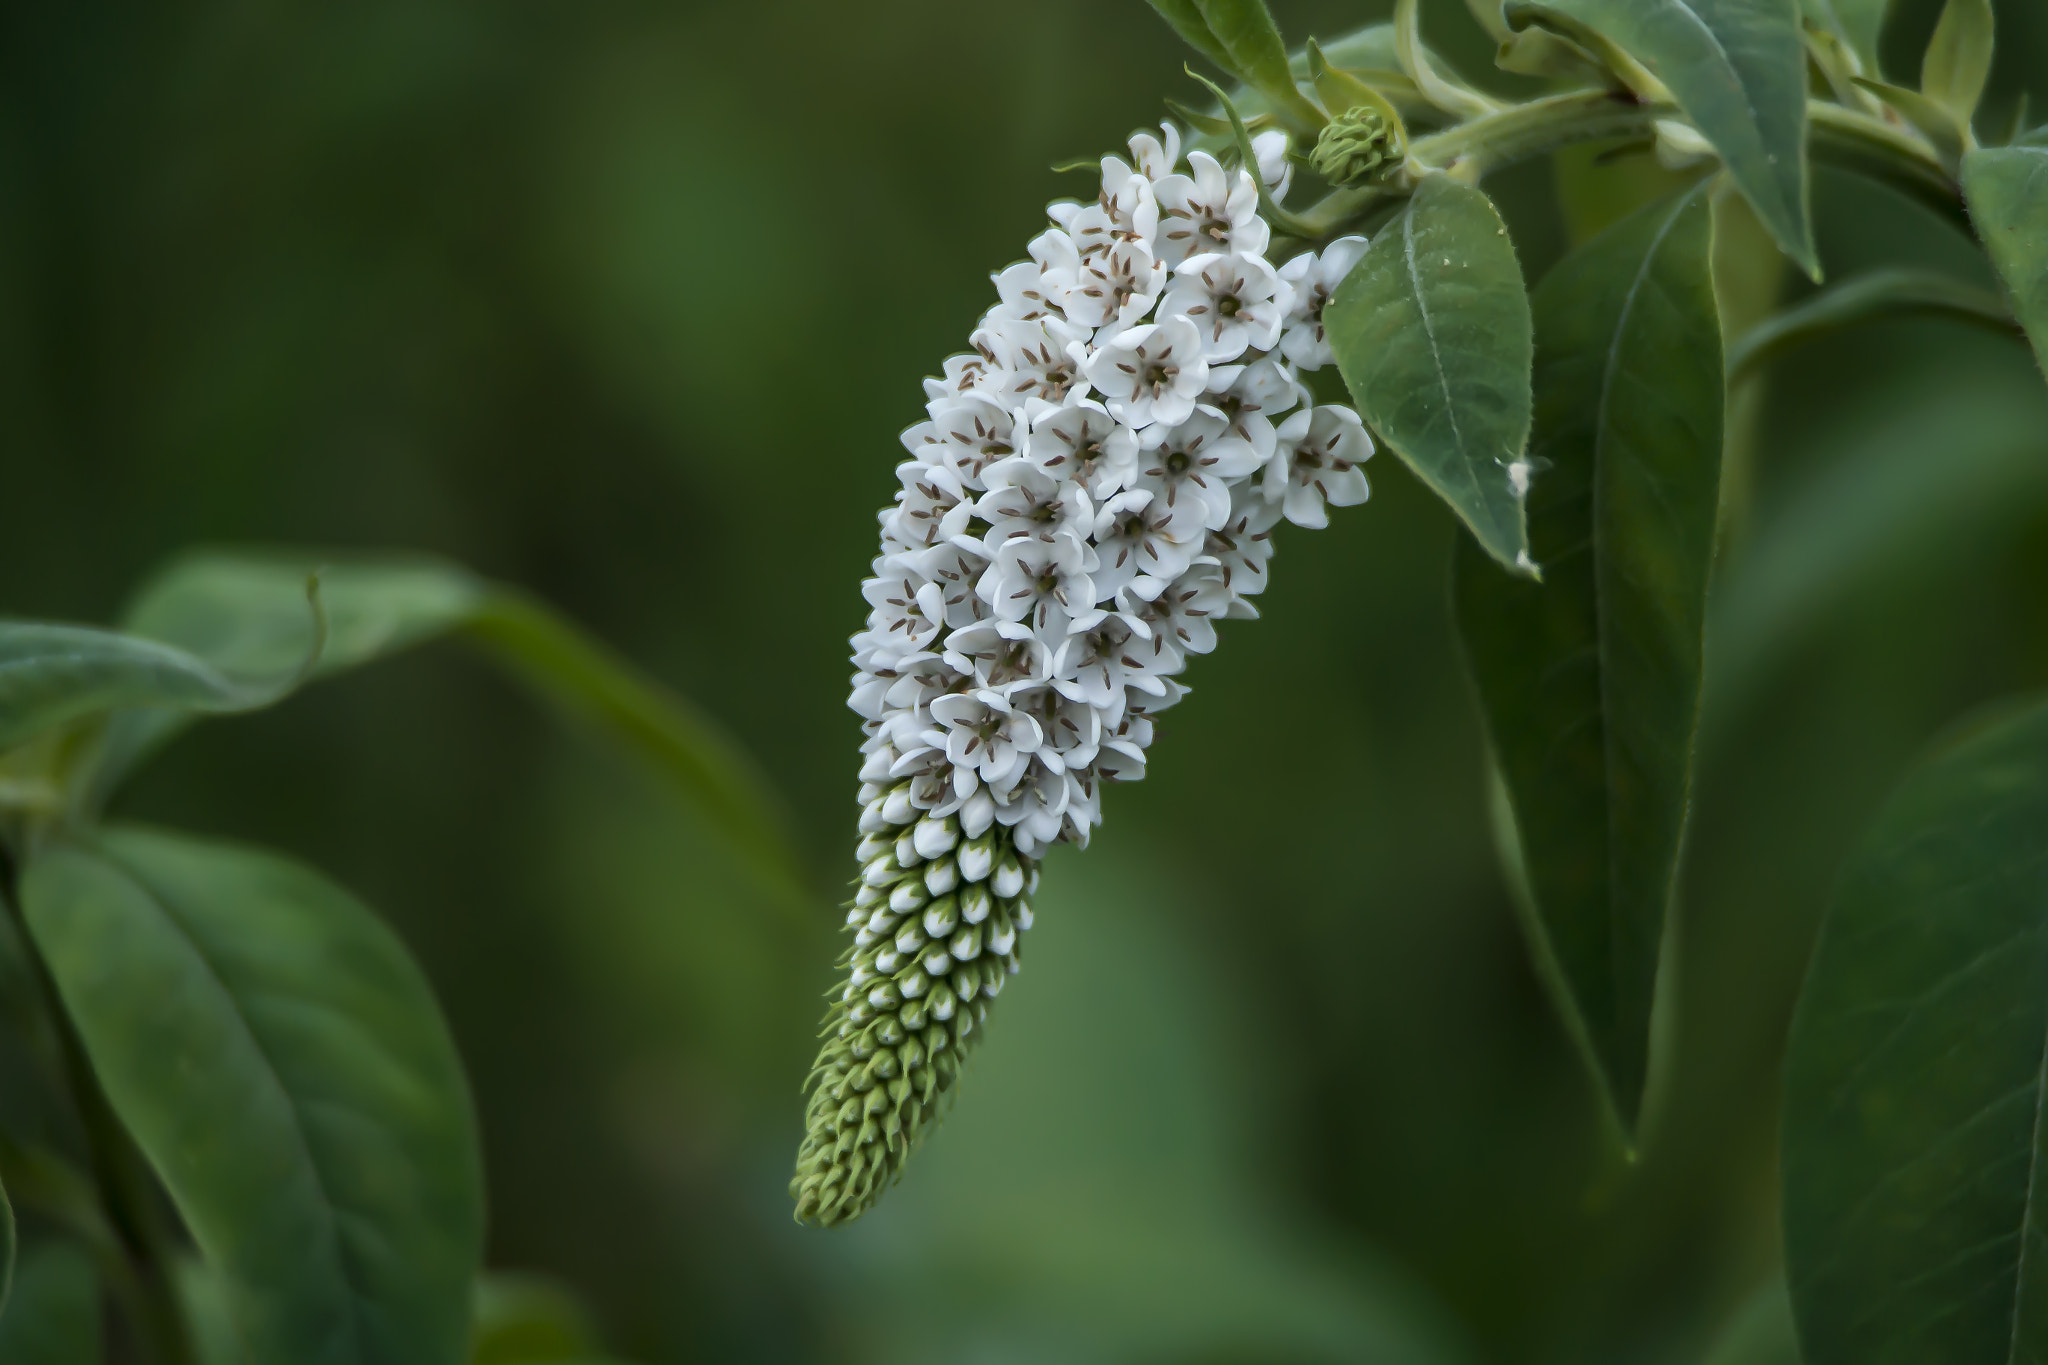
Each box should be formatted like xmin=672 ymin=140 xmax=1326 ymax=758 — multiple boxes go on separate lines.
xmin=1291 ymin=91 xmax=1966 ymax=242
xmin=0 ymin=849 xmax=193 ymax=1365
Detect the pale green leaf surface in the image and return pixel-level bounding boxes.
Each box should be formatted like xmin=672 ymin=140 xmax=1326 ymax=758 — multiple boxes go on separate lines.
xmin=0 ymin=622 xmax=301 ymax=753
xmin=1455 ymin=184 xmax=1723 ymax=1134
xmin=0 ymin=1244 xmax=98 ymax=1365
xmin=1728 ymin=266 xmax=2017 ymax=379
xmin=1513 ymin=0 xmax=1817 ymax=274
xmin=468 ymin=1274 xmax=606 ymax=1364
xmin=1963 ymin=146 xmax=2048 ymax=378
xmin=1800 ymin=0 xmax=1890 ymax=73
xmin=1783 ymin=697 xmax=2048 ymax=1365
xmin=1192 ymin=0 xmax=1324 ymax=130
xmin=1328 ymin=175 xmax=1534 ymax=573
xmin=89 ymin=552 xmax=800 ymax=896
xmin=1920 ymin=0 xmax=1993 ymax=129
xmin=20 ymin=829 xmax=484 ymax=1365
xmin=1700 ymin=1278 xmax=1800 ymax=1365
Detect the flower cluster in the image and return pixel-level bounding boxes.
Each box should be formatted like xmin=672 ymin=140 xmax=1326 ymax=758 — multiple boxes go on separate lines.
xmin=793 ymin=124 xmax=1373 ymax=1227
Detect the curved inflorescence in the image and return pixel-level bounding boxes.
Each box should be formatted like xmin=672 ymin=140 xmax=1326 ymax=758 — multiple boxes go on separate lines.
xmin=792 ymin=123 xmax=1374 ymax=1227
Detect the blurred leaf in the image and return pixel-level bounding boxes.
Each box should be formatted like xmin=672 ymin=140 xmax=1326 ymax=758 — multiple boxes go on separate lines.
xmin=0 ymin=1243 xmax=98 ymax=1365
xmin=832 ymin=849 xmax=1478 ymax=1365
xmin=19 ymin=828 xmax=484 ymax=1365
xmin=1328 ymin=175 xmax=1535 ymax=575
xmin=0 ymin=617 xmax=314 ymax=753
xmin=1193 ymin=0 xmax=1325 ymax=131
xmin=468 ymin=1273 xmax=604 ymax=1364
xmin=1143 ymin=0 xmax=1237 ymax=76
xmin=92 ymin=551 xmax=802 ymax=899
xmin=0 ymin=1171 xmax=12 ymax=1319
xmin=1455 ymin=184 xmax=1722 ymax=1137
xmin=1395 ymin=0 xmax=1498 ymax=121
xmin=1507 ymin=0 xmax=1818 ymax=276
xmin=1801 ymin=0 xmax=1890 ymax=73
xmin=1963 ymin=146 xmax=2048 ymax=378
xmin=1729 ymin=266 xmax=2018 ymax=379
xmin=1783 ymin=696 xmax=2048 ymax=1365
xmin=1853 ymin=78 xmax=1967 ymax=169
xmin=1553 ymin=144 xmax=1696 ymax=246
xmin=1307 ymin=38 xmax=1406 ymax=132
xmin=1700 ymin=1277 xmax=1799 ymax=1365
xmin=1920 ymin=0 xmax=1993 ymax=130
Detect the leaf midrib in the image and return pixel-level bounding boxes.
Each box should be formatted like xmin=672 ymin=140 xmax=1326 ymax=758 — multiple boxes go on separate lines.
xmin=1400 ymin=192 xmax=1491 ymax=536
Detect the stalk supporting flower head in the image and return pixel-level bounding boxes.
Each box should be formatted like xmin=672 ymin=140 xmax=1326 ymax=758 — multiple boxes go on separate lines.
xmin=794 ymin=122 xmax=1374 ymax=1226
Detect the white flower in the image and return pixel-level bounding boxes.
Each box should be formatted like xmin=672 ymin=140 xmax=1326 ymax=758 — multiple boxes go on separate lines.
xmin=1123 ymin=564 xmax=1230 ymax=671
xmin=1153 ymin=152 xmax=1269 ymax=267
xmin=922 ymin=393 xmax=1023 ymax=490
xmin=1129 ymin=123 xmax=1182 ymax=181
xmin=1008 ymin=683 xmax=1103 ymax=770
xmin=1277 ymin=236 xmax=1368 ymax=371
xmin=1160 ymin=252 xmax=1293 ymax=362
xmin=881 ymin=458 xmax=971 ymax=552
xmin=942 ymin=620 xmax=1052 ymax=694
xmin=1083 ymin=316 xmax=1209 ymax=428
xmin=972 ymin=315 xmax=1088 ymax=404
xmin=1198 ymin=353 xmax=1301 ymax=460
xmin=1203 ymin=492 xmax=1283 ymax=600
xmin=922 ymin=351 xmax=995 ymax=403
xmin=1059 ymin=239 xmax=1166 ymax=331
xmin=976 ymin=529 xmax=1097 ymax=635
xmin=1265 ymin=405 xmax=1373 ymax=528
xmin=991 ymin=260 xmax=1064 ymax=323
xmin=1091 ymin=486 xmax=1204 ymax=600
xmin=1052 ymin=613 xmax=1164 ymax=709
xmin=927 ymin=691 xmax=1042 ymax=793
xmin=1136 ymin=411 xmax=1262 ymax=531
xmin=911 ymin=540 xmax=991 ymax=629
xmin=860 ymin=570 xmax=946 ymax=666
xmin=1024 ymin=399 xmax=1140 ymax=498
xmin=975 ymin=459 xmax=1095 ymax=547
xmin=1252 ymin=130 xmax=1293 ymax=204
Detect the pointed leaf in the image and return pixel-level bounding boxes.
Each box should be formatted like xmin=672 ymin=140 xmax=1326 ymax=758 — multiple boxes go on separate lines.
xmin=1728 ymin=266 xmax=2017 ymax=379
xmin=19 ymin=829 xmax=484 ymax=1365
xmin=0 ymin=619 xmax=310 ymax=752
xmin=1921 ymin=0 xmax=1993 ymax=130
xmin=1191 ymin=0 xmax=1325 ymax=130
xmin=85 ymin=552 xmax=800 ymax=895
xmin=1853 ymin=78 xmax=1968 ymax=170
xmin=1454 ymin=183 xmax=1723 ymax=1133
xmin=1782 ymin=696 xmax=2048 ymax=1365
xmin=0 ymin=1171 xmax=12 ymax=1319
xmin=1508 ymin=0 xmax=1818 ymax=275
xmin=1964 ymin=147 xmax=2048 ymax=380
xmin=1328 ymin=175 xmax=1535 ymax=573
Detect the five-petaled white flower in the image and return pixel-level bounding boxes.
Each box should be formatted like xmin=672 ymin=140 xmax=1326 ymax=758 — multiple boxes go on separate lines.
xmin=927 ymin=691 xmax=1043 ymax=794
xmin=1277 ymin=235 xmax=1368 ymax=371
xmin=1265 ymin=405 xmax=1374 ymax=529
xmin=1084 ymin=316 xmax=1209 ymax=429
xmin=1160 ymin=251 xmax=1292 ymax=362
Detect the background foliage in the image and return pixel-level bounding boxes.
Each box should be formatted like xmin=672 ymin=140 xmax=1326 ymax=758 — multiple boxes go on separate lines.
xmin=7 ymin=0 xmax=2048 ymax=1360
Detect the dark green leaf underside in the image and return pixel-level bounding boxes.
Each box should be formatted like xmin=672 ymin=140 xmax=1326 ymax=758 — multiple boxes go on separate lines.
xmin=1517 ymin=0 xmax=1817 ymax=274
xmin=1329 ymin=174 xmax=1535 ymax=573
xmin=1964 ymin=146 xmax=2048 ymax=380
xmin=1455 ymin=183 xmax=1723 ymax=1134
xmin=1783 ymin=697 xmax=2048 ymax=1364
xmin=0 ymin=623 xmax=297 ymax=753
xmin=21 ymin=829 xmax=483 ymax=1365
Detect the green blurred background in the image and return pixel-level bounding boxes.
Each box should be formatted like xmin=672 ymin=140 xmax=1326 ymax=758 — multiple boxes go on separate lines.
xmin=6 ymin=1 xmax=2048 ymax=1360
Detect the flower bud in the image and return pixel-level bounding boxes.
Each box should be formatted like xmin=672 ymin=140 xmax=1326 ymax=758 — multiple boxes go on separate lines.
xmin=923 ymin=895 xmax=960 ymax=938
xmin=1309 ymin=104 xmax=1404 ymax=187
xmin=881 ymin=786 xmax=916 ymax=826
xmin=960 ymin=883 xmax=992 ymax=924
xmin=856 ymin=832 xmax=891 ymax=863
xmin=888 ymin=880 xmax=929 ymax=913
xmin=859 ymin=796 xmax=892 ymax=834
xmin=853 ymin=883 xmax=884 ymax=909
xmin=894 ymin=832 xmax=924 ymax=868
xmin=958 ymin=833 xmax=997 ymax=884
xmin=987 ymin=920 xmax=1017 ymax=957
xmin=950 ymin=924 xmax=983 ymax=961
xmin=894 ymin=922 xmax=927 ymax=955
xmin=861 ymin=853 xmax=900 ymax=889
xmin=992 ymin=855 xmax=1025 ymax=899
xmin=900 ymin=969 xmax=931 ymax=998
xmin=913 ymin=815 xmax=960 ymax=860
xmin=923 ymin=857 xmax=959 ymax=896
xmin=922 ymin=947 xmax=953 ymax=976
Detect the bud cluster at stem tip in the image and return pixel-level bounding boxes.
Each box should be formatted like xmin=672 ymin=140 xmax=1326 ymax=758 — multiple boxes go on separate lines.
xmin=1310 ymin=106 xmax=1403 ymax=187
xmin=791 ymin=797 xmax=1033 ymax=1227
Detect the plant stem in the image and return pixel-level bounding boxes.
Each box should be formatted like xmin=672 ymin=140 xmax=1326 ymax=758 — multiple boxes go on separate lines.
xmin=0 ymin=847 xmax=193 ymax=1365
xmin=1291 ymin=89 xmax=1966 ymax=242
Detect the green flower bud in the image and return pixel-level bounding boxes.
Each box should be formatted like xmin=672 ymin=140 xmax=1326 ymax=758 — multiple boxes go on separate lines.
xmin=1310 ymin=104 xmax=1405 ymax=187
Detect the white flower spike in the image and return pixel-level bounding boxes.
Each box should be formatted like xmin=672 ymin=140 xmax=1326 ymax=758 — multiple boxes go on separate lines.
xmin=795 ymin=122 xmax=1374 ymax=1228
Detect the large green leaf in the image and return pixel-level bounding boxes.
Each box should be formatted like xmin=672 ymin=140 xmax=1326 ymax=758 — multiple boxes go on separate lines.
xmin=0 ymin=619 xmax=310 ymax=753
xmin=1507 ymin=0 xmax=1818 ymax=276
xmin=1800 ymin=0 xmax=1890 ymax=73
xmin=1328 ymin=175 xmax=1535 ymax=574
xmin=1193 ymin=0 xmax=1323 ymax=130
xmin=1142 ymin=0 xmax=1236 ymax=77
xmin=19 ymin=828 xmax=484 ymax=1365
xmin=1454 ymin=183 xmax=1723 ymax=1134
xmin=1964 ymin=147 xmax=2048 ymax=379
xmin=1783 ymin=697 xmax=2048 ymax=1365
xmin=0 ymin=1243 xmax=99 ymax=1365
xmin=85 ymin=552 xmax=800 ymax=895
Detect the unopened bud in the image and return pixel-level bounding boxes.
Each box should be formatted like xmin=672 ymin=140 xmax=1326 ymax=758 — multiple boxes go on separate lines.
xmin=1310 ymin=105 xmax=1404 ymax=187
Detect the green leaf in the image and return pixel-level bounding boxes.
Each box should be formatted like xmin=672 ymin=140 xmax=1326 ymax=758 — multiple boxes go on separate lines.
xmin=1508 ymin=0 xmax=1818 ymax=276
xmin=468 ymin=1274 xmax=605 ymax=1364
xmin=19 ymin=828 xmax=485 ymax=1365
xmin=0 ymin=1243 xmax=99 ymax=1365
xmin=1920 ymin=0 xmax=1993 ymax=131
xmin=1142 ymin=0 xmax=1236 ymax=76
xmin=1852 ymin=77 xmax=1968 ymax=170
xmin=1782 ymin=696 xmax=2048 ymax=1365
xmin=1800 ymin=0 xmax=1891 ymax=74
xmin=1327 ymin=175 xmax=1535 ymax=574
xmin=1454 ymin=183 xmax=1723 ymax=1134
xmin=0 ymin=1170 xmax=12 ymax=1319
xmin=1729 ymin=266 xmax=2018 ymax=379
xmin=1700 ymin=1277 xmax=1800 ymax=1365
xmin=0 ymin=616 xmax=313 ymax=752
xmin=86 ymin=552 xmax=801 ymax=898
xmin=1190 ymin=0 xmax=1325 ymax=131
xmin=1963 ymin=147 xmax=2048 ymax=380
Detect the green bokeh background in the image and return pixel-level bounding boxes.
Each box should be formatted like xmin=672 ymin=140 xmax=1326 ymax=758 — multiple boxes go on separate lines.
xmin=5 ymin=1 xmax=2047 ymax=1360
